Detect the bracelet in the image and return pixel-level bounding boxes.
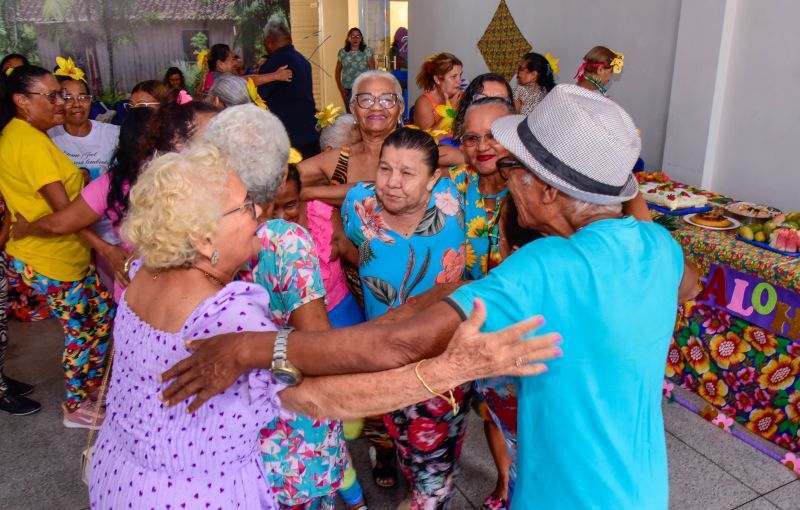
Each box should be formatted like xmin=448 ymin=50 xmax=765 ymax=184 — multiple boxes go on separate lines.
xmin=414 ymin=359 xmax=459 ymax=416
xmin=122 ymin=254 xmax=136 ymax=275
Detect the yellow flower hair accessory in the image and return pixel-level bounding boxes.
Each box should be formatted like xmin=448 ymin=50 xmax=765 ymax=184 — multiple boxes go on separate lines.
xmin=609 ymin=50 xmax=624 ymax=74
xmin=434 ymin=98 xmax=457 ymax=134
xmin=406 ymin=124 xmax=449 ymax=144
xmin=247 ymin=78 xmax=268 ymax=110
xmin=544 ymin=52 xmax=560 ymax=74
xmin=54 ymin=56 xmax=86 ymax=83
xmin=315 ymin=103 xmax=342 ymax=129
xmin=288 ymin=147 xmax=303 ymax=165
xmin=5 ymin=67 xmax=14 ymax=76
xmin=195 ymin=49 xmax=208 ymax=70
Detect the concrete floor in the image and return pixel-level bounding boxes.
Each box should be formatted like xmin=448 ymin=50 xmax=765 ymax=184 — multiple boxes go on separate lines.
xmin=1 ymin=318 xmax=799 ymax=510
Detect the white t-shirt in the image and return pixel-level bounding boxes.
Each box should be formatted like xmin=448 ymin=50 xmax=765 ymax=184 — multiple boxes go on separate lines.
xmin=48 ymin=120 xmax=121 ymax=243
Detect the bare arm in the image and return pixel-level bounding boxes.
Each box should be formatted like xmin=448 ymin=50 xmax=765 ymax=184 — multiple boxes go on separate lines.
xmin=438 ymin=145 xmax=465 ymax=168
xmin=330 ymin=210 xmax=359 ymax=267
xmin=623 ymin=191 xmax=651 ymax=222
xmin=679 ymin=258 xmax=700 ymax=304
xmin=248 ymin=65 xmax=292 ymax=87
xmin=413 ymin=95 xmax=436 ymax=130
xmin=300 ymin=183 xmax=356 ymax=208
xmin=297 ymin=149 xmax=340 ymax=187
xmin=280 ymin=301 xmax=560 ymax=420
xmin=288 ymin=298 xmax=331 ymax=331
xmin=367 ymin=56 xmax=376 ymax=70
xmin=13 ymin=194 xmax=101 ymax=238
xmin=160 ymin=300 xmax=464 ymax=411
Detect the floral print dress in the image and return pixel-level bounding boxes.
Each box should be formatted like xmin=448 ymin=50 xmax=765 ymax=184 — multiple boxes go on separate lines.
xmin=450 ymin=164 xmax=520 ymax=496
xmin=342 ymin=179 xmax=472 ymax=510
xmin=250 ymin=219 xmax=348 ymax=509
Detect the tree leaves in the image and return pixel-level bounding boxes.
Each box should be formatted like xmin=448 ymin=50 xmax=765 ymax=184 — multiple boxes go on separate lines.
xmin=363 ymin=276 xmax=397 ymax=306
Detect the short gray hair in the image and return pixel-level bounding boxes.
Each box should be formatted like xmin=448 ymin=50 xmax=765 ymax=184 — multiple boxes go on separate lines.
xmin=350 ymin=70 xmax=404 ymax=111
xmin=320 ymin=114 xmax=359 ymax=150
xmin=263 ymin=15 xmax=291 ymax=40
xmin=570 ymin=196 xmax=623 ymax=216
xmin=209 ymin=73 xmax=250 ymax=108
xmin=201 ymin=104 xmax=289 ymax=204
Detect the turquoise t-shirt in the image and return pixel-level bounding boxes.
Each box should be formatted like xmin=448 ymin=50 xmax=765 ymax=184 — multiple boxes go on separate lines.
xmin=448 ymin=217 xmax=683 ymax=509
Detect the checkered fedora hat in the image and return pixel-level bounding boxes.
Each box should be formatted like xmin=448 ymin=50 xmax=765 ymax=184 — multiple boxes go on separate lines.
xmin=491 ymin=84 xmax=640 ymax=205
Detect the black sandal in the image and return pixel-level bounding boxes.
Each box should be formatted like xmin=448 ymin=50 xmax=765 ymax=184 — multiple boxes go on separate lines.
xmin=371 ymin=449 xmax=397 ymax=489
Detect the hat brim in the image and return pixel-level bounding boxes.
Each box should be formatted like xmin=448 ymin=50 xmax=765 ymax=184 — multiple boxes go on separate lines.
xmin=491 ymin=114 xmax=639 ymax=205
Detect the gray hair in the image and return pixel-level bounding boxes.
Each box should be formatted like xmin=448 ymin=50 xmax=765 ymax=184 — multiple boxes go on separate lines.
xmin=320 ymin=114 xmax=359 ymax=150
xmin=465 ymin=96 xmax=516 ymax=117
xmin=570 ymin=196 xmax=623 ymax=216
xmin=208 ymin=73 xmax=250 ymax=108
xmin=263 ymin=15 xmax=291 ymax=40
xmin=350 ymin=70 xmax=405 ymax=111
xmin=201 ymin=104 xmax=289 ymax=204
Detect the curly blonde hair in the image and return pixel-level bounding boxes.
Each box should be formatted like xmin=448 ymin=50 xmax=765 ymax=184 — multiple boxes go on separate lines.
xmin=121 ymin=142 xmax=233 ymax=269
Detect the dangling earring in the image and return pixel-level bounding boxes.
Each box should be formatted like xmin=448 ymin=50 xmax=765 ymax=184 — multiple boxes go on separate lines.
xmin=210 ymin=250 xmax=219 ymax=266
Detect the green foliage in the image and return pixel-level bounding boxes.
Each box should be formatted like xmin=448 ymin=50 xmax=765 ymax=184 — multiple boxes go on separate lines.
xmin=96 ymin=85 xmax=126 ymax=105
xmin=190 ymin=32 xmax=208 ymax=52
xmin=0 ymin=0 xmax=40 ymax=62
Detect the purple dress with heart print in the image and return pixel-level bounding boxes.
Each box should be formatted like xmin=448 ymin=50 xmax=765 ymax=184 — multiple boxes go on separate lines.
xmin=89 ymin=280 xmax=284 ymax=509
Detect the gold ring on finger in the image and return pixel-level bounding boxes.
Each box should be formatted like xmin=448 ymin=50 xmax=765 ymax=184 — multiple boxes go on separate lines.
xmin=515 ymin=356 xmax=524 ymax=368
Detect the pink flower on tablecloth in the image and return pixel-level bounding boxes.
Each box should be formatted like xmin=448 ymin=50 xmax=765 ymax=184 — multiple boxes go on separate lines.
xmin=774 ymin=433 xmax=797 ymax=452
xmin=662 ymin=380 xmax=674 ymax=399
xmin=734 ymin=391 xmax=755 ymax=413
xmin=754 ymin=387 xmax=772 ymax=406
xmin=712 ymin=412 xmax=734 ymax=433
xmin=737 ymin=366 xmax=757 ymax=386
xmin=434 ymin=192 xmax=460 ymax=216
xmin=783 ymin=452 xmax=800 ymax=477
xmin=724 ymin=371 xmax=741 ymax=391
xmin=681 ymin=373 xmax=698 ymax=392
xmin=702 ymin=313 xmax=731 ymax=335
xmin=355 ymin=196 xmax=394 ymax=244
xmin=787 ymin=343 xmax=800 ymax=358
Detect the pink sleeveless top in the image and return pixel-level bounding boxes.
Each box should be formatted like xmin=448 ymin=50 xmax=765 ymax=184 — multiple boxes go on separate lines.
xmin=306 ymin=200 xmax=349 ymax=310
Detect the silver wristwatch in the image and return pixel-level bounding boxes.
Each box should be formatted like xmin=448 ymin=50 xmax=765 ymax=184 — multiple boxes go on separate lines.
xmin=270 ymin=327 xmax=302 ymax=386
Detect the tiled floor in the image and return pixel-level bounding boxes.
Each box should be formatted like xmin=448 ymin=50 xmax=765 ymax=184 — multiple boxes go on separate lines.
xmin=1 ymin=318 xmax=798 ymax=509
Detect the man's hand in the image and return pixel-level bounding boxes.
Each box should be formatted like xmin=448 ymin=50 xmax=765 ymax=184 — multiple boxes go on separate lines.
xmin=160 ymin=333 xmax=252 ymax=413
xmin=274 ymin=65 xmax=292 ymax=82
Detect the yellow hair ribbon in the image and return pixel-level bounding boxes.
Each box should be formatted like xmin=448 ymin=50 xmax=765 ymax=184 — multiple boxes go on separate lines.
xmin=247 ymin=78 xmax=268 ymax=110
xmin=544 ymin=52 xmax=560 ymax=74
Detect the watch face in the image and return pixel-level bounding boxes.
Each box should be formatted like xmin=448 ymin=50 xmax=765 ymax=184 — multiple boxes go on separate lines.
xmin=272 ymin=369 xmax=298 ymax=386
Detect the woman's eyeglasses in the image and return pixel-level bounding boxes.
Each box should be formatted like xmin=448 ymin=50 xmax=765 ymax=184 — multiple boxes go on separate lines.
xmin=26 ymin=89 xmax=68 ymax=104
xmin=124 ymin=101 xmax=160 ymax=110
xmin=496 ymin=158 xmax=526 ymax=179
xmin=222 ymin=196 xmax=257 ymax=220
xmin=354 ymin=92 xmax=398 ymax=109
xmin=64 ymin=94 xmax=93 ymax=104
xmin=461 ymin=132 xmax=496 ymax=148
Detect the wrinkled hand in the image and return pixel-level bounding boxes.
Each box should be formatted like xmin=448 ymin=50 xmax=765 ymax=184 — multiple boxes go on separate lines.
xmin=275 ymin=65 xmax=292 ymax=82
xmin=11 ymin=213 xmax=32 ymax=240
xmin=440 ymin=298 xmax=561 ymax=381
xmin=159 ymin=333 xmax=249 ymax=413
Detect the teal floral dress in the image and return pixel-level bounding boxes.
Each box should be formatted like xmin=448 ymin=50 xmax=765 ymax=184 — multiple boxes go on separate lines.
xmin=342 ymin=179 xmax=472 ymax=509
xmin=250 ymin=219 xmax=348 ymax=509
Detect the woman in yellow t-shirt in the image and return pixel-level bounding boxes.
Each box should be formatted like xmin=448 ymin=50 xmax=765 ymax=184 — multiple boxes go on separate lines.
xmin=0 ymin=65 xmax=118 ymax=429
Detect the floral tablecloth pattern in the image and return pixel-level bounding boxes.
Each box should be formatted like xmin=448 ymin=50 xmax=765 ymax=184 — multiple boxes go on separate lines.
xmin=659 ymin=209 xmax=800 ymax=452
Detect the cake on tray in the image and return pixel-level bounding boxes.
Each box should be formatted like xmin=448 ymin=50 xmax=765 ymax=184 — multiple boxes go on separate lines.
xmin=640 ymin=183 xmax=708 ymax=210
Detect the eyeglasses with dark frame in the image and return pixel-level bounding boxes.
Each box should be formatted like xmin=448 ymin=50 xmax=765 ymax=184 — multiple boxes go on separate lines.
xmin=496 ymin=157 xmax=526 ymax=179
xmin=64 ymin=93 xmax=93 ymax=104
xmin=222 ymin=196 xmax=257 ymax=220
xmin=461 ymin=132 xmax=496 ymax=148
xmin=26 ymin=89 xmax=68 ymax=104
xmin=354 ymin=92 xmax=399 ymax=109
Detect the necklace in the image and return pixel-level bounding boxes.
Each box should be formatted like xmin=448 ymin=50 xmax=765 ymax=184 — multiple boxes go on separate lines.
xmin=190 ymin=266 xmax=226 ymax=287
xmin=584 ymin=75 xmax=607 ymax=95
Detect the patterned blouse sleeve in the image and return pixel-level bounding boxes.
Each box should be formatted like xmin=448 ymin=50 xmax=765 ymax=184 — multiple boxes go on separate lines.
xmin=256 ymin=221 xmax=326 ymax=321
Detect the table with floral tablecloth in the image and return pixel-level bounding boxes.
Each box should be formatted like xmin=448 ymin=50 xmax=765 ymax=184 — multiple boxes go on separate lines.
xmin=649 ymin=183 xmax=800 ymax=455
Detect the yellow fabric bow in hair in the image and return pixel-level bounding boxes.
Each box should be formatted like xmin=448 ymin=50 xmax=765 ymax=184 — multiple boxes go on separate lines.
xmin=247 ymin=78 xmax=268 ymax=110
xmin=434 ymin=99 xmax=457 ymax=134
xmin=5 ymin=67 xmax=14 ymax=76
xmin=54 ymin=56 xmax=86 ymax=83
xmin=315 ymin=103 xmax=342 ymax=129
xmin=406 ymin=124 xmax=449 ymax=144
xmin=609 ymin=51 xmax=624 ymax=74
xmin=195 ymin=49 xmax=208 ymax=70
xmin=544 ymin=52 xmax=560 ymax=74
xmin=288 ymin=147 xmax=303 ymax=165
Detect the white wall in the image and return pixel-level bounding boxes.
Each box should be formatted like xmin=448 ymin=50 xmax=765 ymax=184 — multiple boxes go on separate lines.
xmin=707 ymin=0 xmax=800 ymax=212
xmin=408 ymin=0 xmax=682 ymax=169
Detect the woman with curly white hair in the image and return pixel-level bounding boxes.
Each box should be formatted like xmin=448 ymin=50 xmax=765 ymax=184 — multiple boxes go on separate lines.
xmin=87 ymin=139 xmax=559 ymax=509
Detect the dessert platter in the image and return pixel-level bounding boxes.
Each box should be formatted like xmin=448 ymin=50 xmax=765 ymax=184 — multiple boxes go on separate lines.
xmin=640 ymin=182 xmax=710 ymax=214
xmin=724 ymin=201 xmax=781 ymax=224
xmin=683 ymin=212 xmax=740 ymax=231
